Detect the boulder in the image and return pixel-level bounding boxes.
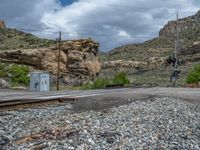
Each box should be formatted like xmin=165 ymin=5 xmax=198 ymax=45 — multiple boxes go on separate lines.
xmin=0 ymin=78 xmax=10 ymax=88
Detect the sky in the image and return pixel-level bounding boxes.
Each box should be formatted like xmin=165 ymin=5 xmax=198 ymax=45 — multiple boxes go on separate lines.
xmin=0 ymin=0 xmax=199 ymax=51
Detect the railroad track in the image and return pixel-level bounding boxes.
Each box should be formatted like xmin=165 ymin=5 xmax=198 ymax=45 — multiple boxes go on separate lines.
xmin=0 ymin=88 xmax=133 ymax=108
xmin=0 ymin=96 xmax=78 ymax=108
xmin=0 ymin=84 xmax=159 ymax=108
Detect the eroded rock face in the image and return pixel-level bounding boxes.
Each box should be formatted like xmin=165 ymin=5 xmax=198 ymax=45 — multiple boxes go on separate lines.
xmin=102 ymin=60 xmax=147 ymax=70
xmin=0 ymin=20 xmax=6 ymax=29
xmin=181 ymin=41 xmax=200 ymax=55
xmin=0 ymin=39 xmax=101 ymax=85
xmin=102 ymin=57 xmax=166 ymax=72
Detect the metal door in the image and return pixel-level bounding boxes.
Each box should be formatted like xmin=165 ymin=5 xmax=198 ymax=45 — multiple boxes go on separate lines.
xmin=40 ymin=75 xmax=48 ymax=92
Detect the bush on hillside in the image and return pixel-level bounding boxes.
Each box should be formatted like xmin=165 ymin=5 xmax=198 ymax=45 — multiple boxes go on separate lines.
xmin=113 ymin=72 xmax=130 ymax=85
xmin=93 ymin=78 xmax=110 ymax=89
xmin=186 ymin=64 xmax=200 ymax=84
xmin=81 ymin=78 xmax=110 ymax=90
xmin=9 ymin=64 xmax=30 ymax=86
xmin=81 ymin=72 xmax=130 ymax=90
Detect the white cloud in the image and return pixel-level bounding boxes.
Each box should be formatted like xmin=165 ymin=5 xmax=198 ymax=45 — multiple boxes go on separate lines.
xmin=118 ymin=30 xmax=131 ymax=38
xmin=0 ymin=0 xmax=199 ymax=51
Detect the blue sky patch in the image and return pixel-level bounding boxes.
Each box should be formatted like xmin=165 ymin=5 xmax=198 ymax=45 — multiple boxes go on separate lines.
xmin=59 ymin=0 xmax=76 ymax=6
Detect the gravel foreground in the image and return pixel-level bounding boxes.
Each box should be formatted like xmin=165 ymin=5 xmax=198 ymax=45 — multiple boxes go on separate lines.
xmin=0 ymin=97 xmax=200 ymax=150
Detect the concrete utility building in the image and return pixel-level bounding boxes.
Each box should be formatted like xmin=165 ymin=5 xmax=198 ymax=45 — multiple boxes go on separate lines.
xmin=30 ymin=72 xmax=50 ymax=92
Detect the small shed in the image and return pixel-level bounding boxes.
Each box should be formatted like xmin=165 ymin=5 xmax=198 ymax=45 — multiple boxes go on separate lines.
xmin=30 ymin=72 xmax=50 ymax=92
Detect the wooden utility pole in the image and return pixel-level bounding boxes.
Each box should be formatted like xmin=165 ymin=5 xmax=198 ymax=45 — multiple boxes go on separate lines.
xmin=56 ymin=31 xmax=61 ymax=91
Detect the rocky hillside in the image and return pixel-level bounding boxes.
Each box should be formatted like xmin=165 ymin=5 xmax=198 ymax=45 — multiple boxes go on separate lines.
xmin=99 ymin=10 xmax=200 ymax=86
xmin=0 ymin=21 xmax=54 ymax=50
xmin=100 ymin=10 xmax=200 ymax=61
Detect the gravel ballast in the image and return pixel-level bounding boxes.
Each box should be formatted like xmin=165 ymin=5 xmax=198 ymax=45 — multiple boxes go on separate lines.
xmin=0 ymin=97 xmax=200 ymax=149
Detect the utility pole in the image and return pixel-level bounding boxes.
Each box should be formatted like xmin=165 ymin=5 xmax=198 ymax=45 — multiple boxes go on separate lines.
xmin=175 ymin=12 xmax=179 ymax=68
xmin=171 ymin=12 xmax=181 ymax=87
xmin=56 ymin=31 xmax=61 ymax=91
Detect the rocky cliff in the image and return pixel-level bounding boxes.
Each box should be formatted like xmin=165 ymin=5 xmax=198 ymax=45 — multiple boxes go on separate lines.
xmin=0 ymin=39 xmax=101 ymax=85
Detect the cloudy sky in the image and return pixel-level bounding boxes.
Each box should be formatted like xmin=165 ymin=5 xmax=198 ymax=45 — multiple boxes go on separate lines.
xmin=0 ymin=0 xmax=199 ymax=51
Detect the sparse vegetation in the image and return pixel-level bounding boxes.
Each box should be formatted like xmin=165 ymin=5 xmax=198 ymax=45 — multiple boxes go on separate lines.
xmin=186 ymin=64 xmax=200 ymax=84
xmin=81 ymin=78 xmax=110 ymax=90
xmin=81 ymin=72 xmax=130 ymax=90
xmin=0 ymin=28 xmax=54 ymax=50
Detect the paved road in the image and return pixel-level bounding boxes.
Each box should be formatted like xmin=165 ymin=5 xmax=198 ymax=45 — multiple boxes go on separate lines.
xmin=0 ymin=87 xmax=200 ymax=102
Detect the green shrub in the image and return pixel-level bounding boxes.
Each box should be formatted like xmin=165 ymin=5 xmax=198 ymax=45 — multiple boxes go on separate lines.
xmin=81 ymin=82 xmax=94 ymax=90
xmin=9 ymin=64 xmax=30 ymax=86
xmin=81 ymin=72 xmax=130 ymax=90
xmin=113 ymin=72 xmax=130 ymax=85
xmin=93 ymin=78 xmax=110 ymax=89
xmin=186 ymin=64 xmax=200 ymax=84
xmin=81 ymin=78 xmax=110 ymax=90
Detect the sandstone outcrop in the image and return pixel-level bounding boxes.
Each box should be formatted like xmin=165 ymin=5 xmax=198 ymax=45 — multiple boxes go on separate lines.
xmin=0 ymin=20 xmax=6 ymax=29
xmin=102 ymin=57 xmax=166 ymax=72
xmin=181 ymin=41 xmax=200 ymax=55
xmin=0 ymin=39 xmax=101 ymax=85
xmin=102 ymin=60 xmax=147 ymax=70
